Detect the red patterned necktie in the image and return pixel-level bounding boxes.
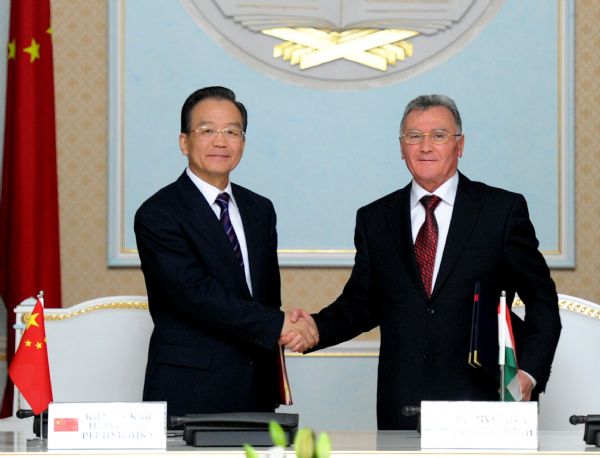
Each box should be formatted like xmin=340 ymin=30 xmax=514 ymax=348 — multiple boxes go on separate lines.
xmin=215 ymin=193 xmax=244 ymax=270
xmin=414 ymin=195 xmax=442 ymax=298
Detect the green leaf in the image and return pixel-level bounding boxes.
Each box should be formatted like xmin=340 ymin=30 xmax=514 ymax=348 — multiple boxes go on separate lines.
xmin=293 ymin=428 xmax=315 ymax=458
xmin=315 ymin=432 xmax=331 ymax=458
xmin=269 ymin=420 xmax=287 ymax=447
xmin=243 ymin=443 xmax=260 ymax=458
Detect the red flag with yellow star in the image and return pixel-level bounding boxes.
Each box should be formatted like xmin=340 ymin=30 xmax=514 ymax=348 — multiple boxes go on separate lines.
xmin=0 ymin=0 xmax=61 ymax=417
xmin=8 ymin=299 xmax=53 ymax=415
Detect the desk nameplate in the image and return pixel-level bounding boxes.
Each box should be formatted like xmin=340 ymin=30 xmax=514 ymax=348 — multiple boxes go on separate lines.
xmin=47 ymin=401 xmax=166 ymax=450
xmin=421 ymin=401 xmax=538 ymax=450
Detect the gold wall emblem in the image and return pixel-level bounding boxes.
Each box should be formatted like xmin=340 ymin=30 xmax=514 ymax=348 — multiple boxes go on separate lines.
xmin=263 ymin=28 xmax=418 ymax=71
xmin=181 ymin=0 xmax=504 ymax=89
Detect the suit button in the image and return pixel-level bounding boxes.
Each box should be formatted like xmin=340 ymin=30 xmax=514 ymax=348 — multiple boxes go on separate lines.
xmin=423 ymin=353 xmax=430 ymax=360
xmin=426 ymin=307 xmax=435 ymax=315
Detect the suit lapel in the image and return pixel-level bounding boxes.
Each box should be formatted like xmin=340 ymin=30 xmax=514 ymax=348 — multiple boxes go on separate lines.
xmin=431 ymin=173 xmax=484 ymax=298
xmin=175 ymin=173 xmax=250 ymax=296
xmin=384 ymin=184 xmax=424 ymax=296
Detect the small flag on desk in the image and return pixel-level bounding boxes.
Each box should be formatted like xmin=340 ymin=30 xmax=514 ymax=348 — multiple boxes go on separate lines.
xmin=498 ymin=292 xmax=521 ymax=401
xmin=8 ymin=298 xmax=53 ymax=414
xmin=54 ymin=417 xmax=79 ymax=432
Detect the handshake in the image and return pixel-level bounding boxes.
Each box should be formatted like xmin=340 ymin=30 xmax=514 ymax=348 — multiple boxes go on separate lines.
xmin=279 ymin=309 xmax=319 ymax=353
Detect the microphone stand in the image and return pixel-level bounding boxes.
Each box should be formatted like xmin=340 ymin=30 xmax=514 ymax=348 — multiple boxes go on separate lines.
xmin=570 ymin=415 xmax=600 ymax=447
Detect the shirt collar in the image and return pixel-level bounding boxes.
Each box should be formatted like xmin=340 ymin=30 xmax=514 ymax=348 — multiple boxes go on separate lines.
xmin=410 ymin=171 xmax=459 ymax=209
xmin=186 ymin=167 xmax=237 ymax=209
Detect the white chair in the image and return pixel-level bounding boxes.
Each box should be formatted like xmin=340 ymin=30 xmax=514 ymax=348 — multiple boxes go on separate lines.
xmin=11 ymin=293 xmax=600 ymax=432
xmin=12 ymin=296 xmax=153 ymax=415
xmin=513 ymin=294 xmax=600 ymax=430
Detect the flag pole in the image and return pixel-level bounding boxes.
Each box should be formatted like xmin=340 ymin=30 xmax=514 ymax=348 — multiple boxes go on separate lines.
xmin=8 ymin=290 xmax=53 ymax=435
xmin=499 ymin=291 xmax=507 ymax=402
xmin=37 ymin=291 xmax=45 ymax=440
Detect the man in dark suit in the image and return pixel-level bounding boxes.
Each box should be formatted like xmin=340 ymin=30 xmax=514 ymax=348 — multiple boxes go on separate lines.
xmin=291 ymin=94 xmax=561 ymax=429
xmin=134 ymin=86 xmax=317 ymax=417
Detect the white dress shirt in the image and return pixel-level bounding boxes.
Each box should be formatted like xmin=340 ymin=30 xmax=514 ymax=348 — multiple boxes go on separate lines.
xmin=410 ymin=172 xmax=459 ymax=291
xmin=186 ymin=168 xmax=252 ymax=295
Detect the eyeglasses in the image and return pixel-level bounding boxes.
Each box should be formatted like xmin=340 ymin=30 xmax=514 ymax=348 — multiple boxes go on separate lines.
xmin=189 ymin=127 xmax=246 ymax=141
xmin=400 ymin=129 xmax=461 ymax=145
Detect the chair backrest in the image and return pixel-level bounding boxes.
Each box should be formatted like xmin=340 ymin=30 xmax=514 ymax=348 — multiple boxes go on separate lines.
xmin=13 ymin=296 xmax=153 ymax=415
xmin=513 ymin=293 xmax=600 ymax=430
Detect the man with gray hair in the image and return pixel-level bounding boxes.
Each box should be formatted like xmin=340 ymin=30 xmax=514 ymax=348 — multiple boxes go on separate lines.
xmin=290 ymin=94 xmax=561 ymax=429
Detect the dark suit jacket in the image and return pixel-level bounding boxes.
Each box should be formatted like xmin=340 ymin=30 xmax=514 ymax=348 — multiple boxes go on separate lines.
xmin=134 ymin=172 xmax=284 ymax=417
xmin=313 ymin=172 xmax=561 ymax=430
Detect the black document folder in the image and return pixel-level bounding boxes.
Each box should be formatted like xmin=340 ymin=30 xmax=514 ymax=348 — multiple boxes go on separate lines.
xmin=172 ymin=412 xmax=299 ymax=447
xmin=185 ymin=425 xmax=276 ymax=447
xmin=468 ymin=283 xmax=524 ymax=379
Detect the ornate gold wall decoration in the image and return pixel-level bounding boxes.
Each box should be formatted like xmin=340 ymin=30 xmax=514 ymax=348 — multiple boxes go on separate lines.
xmin=262 ymin=28 xmax=418 ymax=71
xmin=181 ymin=0 xmax=504 ymax=88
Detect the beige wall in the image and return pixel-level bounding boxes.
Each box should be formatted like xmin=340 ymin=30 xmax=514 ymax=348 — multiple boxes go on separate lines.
xmin=53 ymin=1 xmax=600 ymax=322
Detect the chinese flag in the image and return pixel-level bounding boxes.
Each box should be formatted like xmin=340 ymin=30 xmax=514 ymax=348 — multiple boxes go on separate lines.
xmin=54 ymin=417 xmax=79 ymax=432
xmin=8 ymin=299 xmax=53 ymax=415
xmin=0 ymin=0 xmax=62 ymax=417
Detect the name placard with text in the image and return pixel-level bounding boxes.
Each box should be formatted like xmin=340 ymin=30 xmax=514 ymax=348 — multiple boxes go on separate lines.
xmin=48 ymin=402 xmax=166 ymax=450
xmin=421 ymin=401 xmax=538 ymax=450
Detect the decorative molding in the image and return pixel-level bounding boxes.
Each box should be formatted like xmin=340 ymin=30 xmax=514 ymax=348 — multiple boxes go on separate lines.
xmin=287 ymin=340 xmax=379 ymax=358
xmin=513 ymin=294 xmax=600 ymax=320
xmin=20 ymin=301 xmax=148 ymax=325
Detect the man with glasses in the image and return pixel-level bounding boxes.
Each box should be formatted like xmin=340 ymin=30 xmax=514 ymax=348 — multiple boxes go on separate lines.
xmin=290 ymin=94 xmax=561 ymax=429
xmin=134 ymin=86 xmax=318 ymax=418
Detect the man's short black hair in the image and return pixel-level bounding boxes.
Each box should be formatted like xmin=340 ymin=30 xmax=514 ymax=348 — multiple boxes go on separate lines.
xmin=180 ymin=86 xmax=248 ymax=133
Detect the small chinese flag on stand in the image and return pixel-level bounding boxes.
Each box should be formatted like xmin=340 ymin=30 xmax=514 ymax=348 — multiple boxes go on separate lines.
xmin=8 ymin=298 xmax=53 ymax=414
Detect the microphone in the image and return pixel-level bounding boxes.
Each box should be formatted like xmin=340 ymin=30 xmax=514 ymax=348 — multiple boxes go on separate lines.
xmin=570 ymin=415 xmax=600 ymax=425
xmin=168 ymin=416 xmax=188 ymax=428
xmin=16 ymin=409 xmax=35 ymax=419
xmin=401 ymin=405 xmax=421 ymax=417
xmin=570 ymin=414 xmax=600 ymax=447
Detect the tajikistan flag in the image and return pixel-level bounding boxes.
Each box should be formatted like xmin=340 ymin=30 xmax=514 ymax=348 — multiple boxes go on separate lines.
xmin=498 ymin=294 xmax=522 ymax=401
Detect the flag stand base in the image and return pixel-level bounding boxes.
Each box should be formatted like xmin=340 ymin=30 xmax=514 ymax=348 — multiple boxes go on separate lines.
xmin=33 ymin=413 xmax=48 ymax=438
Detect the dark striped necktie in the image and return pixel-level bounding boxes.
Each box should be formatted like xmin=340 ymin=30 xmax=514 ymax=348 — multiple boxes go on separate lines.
xmin=414 ymin=195 xmax=442 ymax=298
xmin=215 ymin=192 xmax=244 ymax=270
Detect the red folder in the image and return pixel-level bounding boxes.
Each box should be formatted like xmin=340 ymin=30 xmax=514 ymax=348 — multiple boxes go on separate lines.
xmin=276 ymin=346 xmax=292 ymax=405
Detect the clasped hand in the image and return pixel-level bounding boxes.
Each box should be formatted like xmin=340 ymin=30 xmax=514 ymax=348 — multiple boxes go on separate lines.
xmin=279 ymin=309 xmax=319 ymax=353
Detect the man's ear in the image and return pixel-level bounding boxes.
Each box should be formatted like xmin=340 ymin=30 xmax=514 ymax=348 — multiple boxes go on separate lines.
xmin=179 ymin=133 xmax=189 ymax=156
xmin=457 ymin=134 xmax=465 ymax=158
